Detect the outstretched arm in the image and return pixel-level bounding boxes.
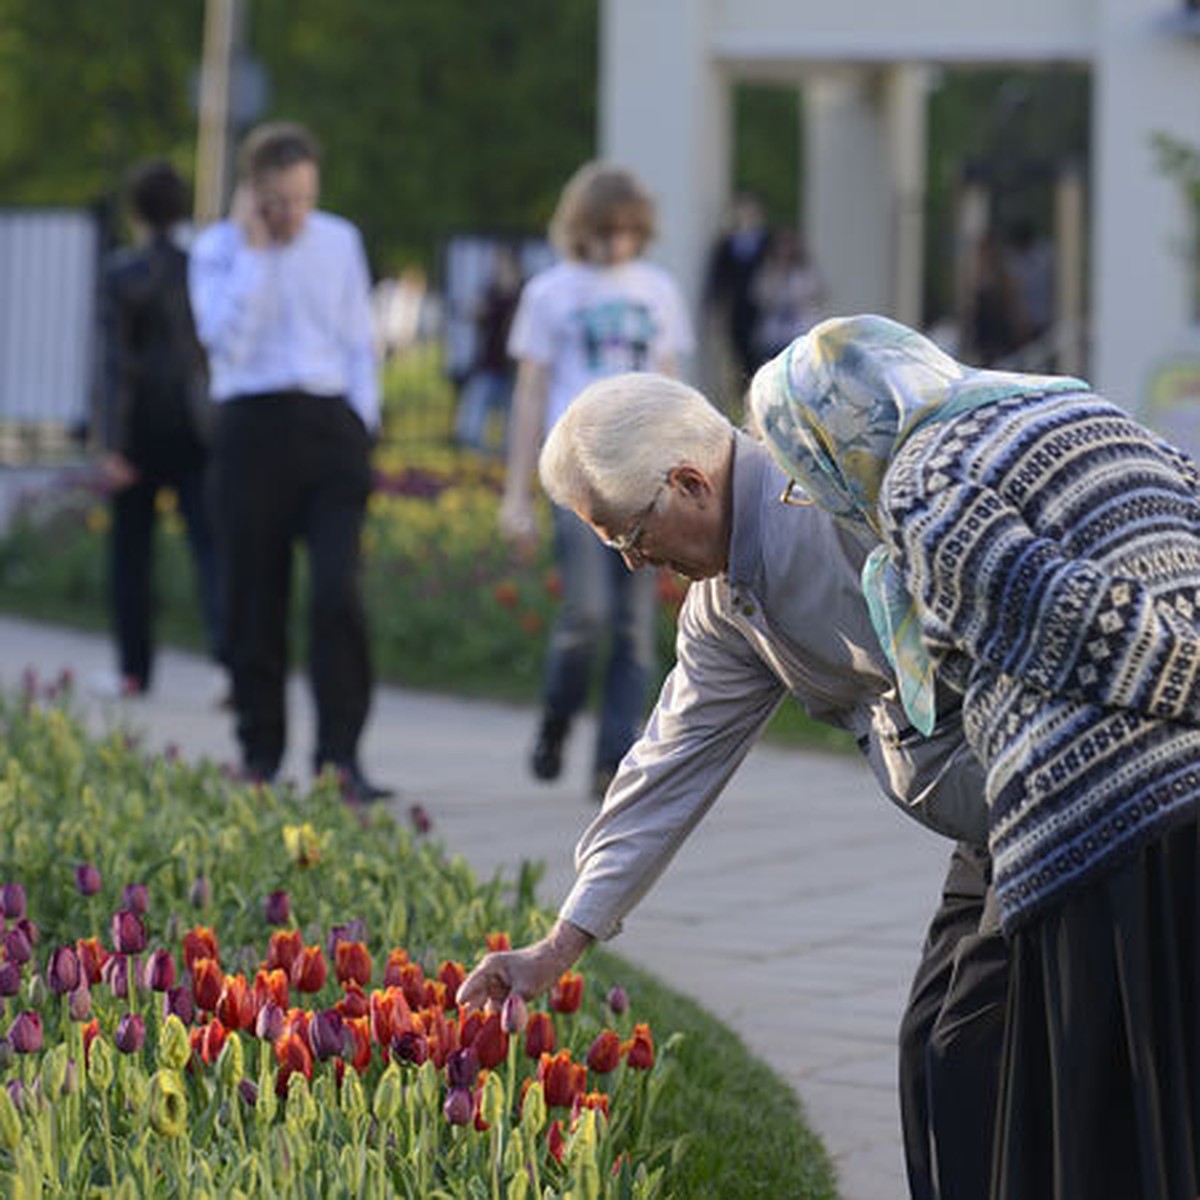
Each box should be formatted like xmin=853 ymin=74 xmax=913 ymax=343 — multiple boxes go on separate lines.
xmin=457 ymin=919 xmax=592 ymax=1008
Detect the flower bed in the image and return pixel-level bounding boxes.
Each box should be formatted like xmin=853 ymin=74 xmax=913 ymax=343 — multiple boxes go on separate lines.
xmin=0 ymin=689 xmax=682 ymax=1197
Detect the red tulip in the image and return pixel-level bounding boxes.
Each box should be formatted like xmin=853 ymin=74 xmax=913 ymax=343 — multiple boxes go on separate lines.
xmin=524 ymin=1010 xmax=556 ymax=1059
xmin=549 ymin=971 xmax=584 ymax=1015
xmin=370 ymin=986 xmax=412 ymax=1048
xmin=192 ymin=1018 xmax=228 ymax=1066
xmin=265 ymin=929 xmax=302 ymax=976
xmin=336 ymin=979 xmax=369 ymax=1019
xmin=382 ymin=948 xmax=410 ymax=987
xmin=391 ymin=1029 xmax=429 ymax=1066
xmin=75 ymin=937 xmax=109 ymax=985
xmin=290 ymin=945 xmax=328 ymax=994
xmin=191 ymin=957 xmax=225 ymax=1012
xmin=538 ymin=1050 xmax=586 ymax=1109
xmin=573 ymin=1090 xmax=611 ymax=1121
xmin=345 ymin=1016 xmax=372 ymax=1073
xmin=334 ymin=940 xmax=372 ymax=988
xmin=216 ymin=973 xmax=254 ymax=1031
xmin=484 ymin=932 xmax=511 ymax=952
xmin=182 ymin=926 xmax=220 ymax=972
xmin=396 ymin=962 xmax=426 ymax=1011
xmin=274 ymin=1030 xmax=313 ymax=1097
xmin=252 ymin=967 xmax=289 ymax=1014
xmin=547 ymin=1119 xmax=566 ymax=1164
xmin=586 ymin=1029 xmax=621 ymax=1075
xmin=621 ymin=1023 xmax=655 ymax=1070
xmin=437 ymin=961 xmax=466 ymax=1008
xmin=460 ymin=1009 xmax=508 ymax=1070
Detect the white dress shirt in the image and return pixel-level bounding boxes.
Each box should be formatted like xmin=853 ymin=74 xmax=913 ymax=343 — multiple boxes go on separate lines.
xmin=189 ymin=211 xmax=380 ymax=430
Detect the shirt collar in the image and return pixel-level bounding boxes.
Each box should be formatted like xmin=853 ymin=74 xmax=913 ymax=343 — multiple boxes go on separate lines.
xmin=726 ymin=430 xmax=779 ymax=592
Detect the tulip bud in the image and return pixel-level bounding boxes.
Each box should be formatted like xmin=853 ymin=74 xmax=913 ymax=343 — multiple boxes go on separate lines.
xmin=88 ymin=1036 xmax=114 ymax=1090
xmin=0 ymin=1084 xmax=19 ymax=1151
xmin=218 ymin=1033 xmax=244 ymax=1087
xmin=446 ymin=1046 xmax=479 ymax=1090
xmin=586 ymin=1029 xmax=621 ymax=1075
xmin=115 ymin=1012 xmax=146 ymax=1055
xmin=158 ymin=1014 xmax=191 ymax=1072
xmin=341 ymin=1070 xmax=367 ymax=1120
xmin=47 ymin=945 xmax=80 ymax=995
xmin=8 ymin=1011 xmax=41 ymax=1054
xmin=102 ymin=954 xmax=129 ymax=1000
xmin=238 ymin=1078 xmax=259 ymax=1109
xmin=189 ymin=875 xmax=212 ymax=909
xmin=372 ymin=1063 xmax=403 ymax=1123
xmin=444 ymin=1085 xmax=473 ymax=1126
xmin=307 ymin=1009 xmax=345 ymax=1061
xmin=417 ymin=1058 xmax=440 ymax=1110
xmin=1 ymin=883 xmax=26 ymax=920
xmin=74 ymin=863 xmax=102 ymax=897
xmin=3 ymin=926 xmax=31 ymax=966
xmin=144 ymin=949 xmax=176 ymax=993
xmin=121 ymin=883 xmax=149 ymax=915
xmin=68 ymin=982 xmax=92 ymax=1022
xmin=41 ymin=1044 xmax=69 ymax=1098
xmin=25 ymin=971 xmax=46 ymax=1009
xmin=255 ymin=1000 xmax=285 ymax=1043
xmin=148 ymin=1069 xmax=188 ymax=1138
xmin=390 ymin=1029 xmax=428 ymax=1066
xmin=0 ymin=960 xmax=21 ymax=997
xmin=162 ymin=985 xmax=195 ymax=1026
xmin=500 ymin=992 xmax=528 ymax=1035
xmin=480 ymin=1070 xmax=505 ymax=1129
xmin=110 ymin=910 xmax=146 ymax=956
xmin=263 ymin=890 xmax=290 ymax=926
xmin=521 ymin=1080 xmax=547 ymax=1136
xmin=605 ymin=985 xmax=629 ymax=1016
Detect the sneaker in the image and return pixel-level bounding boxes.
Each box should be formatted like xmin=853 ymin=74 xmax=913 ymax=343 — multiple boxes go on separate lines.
xmin=531 ymin=715 xmax=569 ymax=782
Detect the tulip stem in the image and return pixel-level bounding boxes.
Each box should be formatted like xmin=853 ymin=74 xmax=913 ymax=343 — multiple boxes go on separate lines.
xmin=98 ymin=1091 xmax=118 ymax=1188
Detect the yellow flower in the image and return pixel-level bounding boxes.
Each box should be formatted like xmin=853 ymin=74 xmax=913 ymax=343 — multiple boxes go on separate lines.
xmin=148 ymin=1069 xmax=188 ymax=1138
xmin=158 ymin=1014 xmax=191 ymax=1072
xmin=282 ymin=822 xmax=327 ymax=868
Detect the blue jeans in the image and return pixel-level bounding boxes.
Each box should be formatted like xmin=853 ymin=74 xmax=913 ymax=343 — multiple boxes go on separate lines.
xmin=455 ymin=370 xmax=513 ymax=455
xmin=543 ymin=504 xmax=658 ymax=770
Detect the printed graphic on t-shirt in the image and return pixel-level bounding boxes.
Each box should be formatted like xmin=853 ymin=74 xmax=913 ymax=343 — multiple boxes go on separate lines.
xmin=569 ymin=300 xmax=657 ymax=371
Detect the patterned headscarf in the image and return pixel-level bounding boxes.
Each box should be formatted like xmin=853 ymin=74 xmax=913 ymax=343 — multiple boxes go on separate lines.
xmin=750 ymin=314 xmax=1086 ymax=733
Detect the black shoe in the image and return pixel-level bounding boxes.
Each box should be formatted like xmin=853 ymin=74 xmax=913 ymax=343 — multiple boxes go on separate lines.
xmin=322 ymin=760 xmax=395 ymax=804
xmin=531 ymin=715 xmax=568 ymax=782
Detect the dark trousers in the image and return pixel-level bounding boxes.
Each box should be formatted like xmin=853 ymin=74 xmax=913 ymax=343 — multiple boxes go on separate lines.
xmin=110 ymin=459 xmax=223 ymax=688
xmin=899 ymin=841 xmax=1009 ymax=1200
xmin=210 ymin=393 xmax=373 ymax=777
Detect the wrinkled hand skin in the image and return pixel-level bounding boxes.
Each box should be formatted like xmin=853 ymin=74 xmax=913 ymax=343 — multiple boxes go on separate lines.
xmin=457 ymin=919 xmax=593 ymax=1010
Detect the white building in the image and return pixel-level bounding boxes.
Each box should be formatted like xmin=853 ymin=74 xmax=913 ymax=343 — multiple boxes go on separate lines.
xmin=599 ymin=0 xmax=1200 ymax=420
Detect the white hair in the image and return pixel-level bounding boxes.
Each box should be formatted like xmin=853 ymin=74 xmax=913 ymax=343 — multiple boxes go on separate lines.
xmin=539 ymin=373 xmax=733 ymax=520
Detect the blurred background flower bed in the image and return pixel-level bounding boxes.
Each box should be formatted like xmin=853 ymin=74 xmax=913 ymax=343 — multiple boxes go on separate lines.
xmin=0 ymin=688 xmax=835 ymax=1198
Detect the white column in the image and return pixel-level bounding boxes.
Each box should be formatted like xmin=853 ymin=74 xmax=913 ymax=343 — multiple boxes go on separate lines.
xmin=803 ymin=68 xmax=893 ymax=315
xmin=600 ymin=0 xmax=726 ymax=380
xmin=883 ymin=64 xmax=931 ymax=328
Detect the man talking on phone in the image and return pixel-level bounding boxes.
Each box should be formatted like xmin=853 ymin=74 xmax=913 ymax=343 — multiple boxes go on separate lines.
xmin=189 ymin=121 xmax=390 ymax=803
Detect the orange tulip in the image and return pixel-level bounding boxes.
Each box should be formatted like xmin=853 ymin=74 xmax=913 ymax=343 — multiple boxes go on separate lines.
xmin=524 ymin=1010 xmax=555 ymax=1059
xmin=191 ymin=957 xmax=225 ymax=1013
xmin=573 ymin=1090 xmax=610 ymax=1121
xmin=382 ymin=948 xmax=410 ymax=987
xmin=252 ymin=967 xmax=290 ymax=1014
xmin=396 ymin=961 xmax=426 ymax=1011
xmin=265 ymin=929 xmax=303 ymax=975
xmin=460 ymin=1008 xmax=508 ymax=1070
xmin=538 ymin=1050 xmax=586 ymax=1109
xmin=437 ymin=961 xmax=466 ymax=1008
xmin=274 ymin=1029 xmax=314 ymax=1097
xmin=192 ymin=1018 xmax=229 ymax=1066
xmin=75 ymin=937 xmax=109 ymax=986
xmin=621 ymin=1023 xmax=654 ymax=1070
xmin=182 ymin=926 xmax=220 ymax=972
xmin=334 ymin=940 xmax=372 ymax=988
xmin=484 ymin=931 xmax=511 ymax=952
xmin=290 ymin=945 xmax=328 ymax=994
xmin=549 ymin=971 xmax=584 ymax=1014
xmin=337 ymin=979 xmax=369 ymax=1019
xmin=370 ymin=986 xmax=412 ymax=1047
xmin=586 ymin=1029 xmax=621 ymax=1074
xmin=81 ymin=1018 xmax=101 ymax=1066
xmin=216 ymin=973 xmax=254 ymax=1032
xmin=345 ymin=1015 xmax=372 ymax=1073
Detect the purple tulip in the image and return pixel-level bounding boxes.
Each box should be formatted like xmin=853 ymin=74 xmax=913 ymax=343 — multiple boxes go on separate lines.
xmin=391 ymin=1030 xmax=429 ymax=1066
xmin=110 ymin=910 xmax=146 ymax=956
xmin=444 ymin=1086 xmax=474 ymax=1126
xmin=255 ymin=1001 xmax=285 ymax=1043
xmin=46 ymin=945 xmax=80 ymax=995
xmin=325 ymin=919 xmax=367 ymax=961
xmin=0 ymin=960 xmax=22 ymax=996
xmin=445 ymin=1046 xmax=479 ymax=1090
xmin=144 ymin=948 xmax=176 ymax=992
xmin=3 ymin=926 xmax=31 ymax=966
xmin=162 ymin=985 xmax=195 ymax=1025
xmin=307 ymin=1009 xmax=345 ymax=1061
xmin=102 ymin=954 xmax=129 ymax=1000
xmin=238 ymin=1079 xmax=259 ymax=1108
xmin=6 ymin=1078 xmax=23 ymax=1109
xmin=74 ymin=863 xmax=102 ymax=897
xmin=189 ymin=876 xmax=212 ymax=909
xmin=500 ymin=992 xmax=528 ymax=1035
xmin=120 ymin=884 xmax=149 ymax=916
xmin=263 ymin=890 xmax=291 ymax=927
xmin=409 ymin=804 xmax=432 ymax=835
xmin=1 ymin=884 xmax=25 ymax=920
xmin=8 ymin=1012 xmax=42 ymax=1054
xmin=605 ymin=985 xmax=630 ymax=1016
xmin=68 ymin=983 xmax=92 ymax=1022
xmin=114 ymin=1012 xmax=145 ymax=1054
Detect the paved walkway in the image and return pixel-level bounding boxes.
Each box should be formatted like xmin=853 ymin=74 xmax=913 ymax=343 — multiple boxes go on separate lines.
xmin=0 ymin=613 xmax=949 ymax=1200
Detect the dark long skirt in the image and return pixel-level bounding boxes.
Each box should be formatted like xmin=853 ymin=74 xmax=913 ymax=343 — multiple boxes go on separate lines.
xmin=992 ymin=812 xmax=1200 ymax=1200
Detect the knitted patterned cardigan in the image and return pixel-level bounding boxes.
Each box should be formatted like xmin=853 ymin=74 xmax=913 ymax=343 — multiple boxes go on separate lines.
xmin=881 ymin=389 xmax=1200 ymax=933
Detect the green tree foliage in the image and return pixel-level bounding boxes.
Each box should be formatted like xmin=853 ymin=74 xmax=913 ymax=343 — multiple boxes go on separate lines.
xmin=0 ymin=0 xmax=597 ymax=269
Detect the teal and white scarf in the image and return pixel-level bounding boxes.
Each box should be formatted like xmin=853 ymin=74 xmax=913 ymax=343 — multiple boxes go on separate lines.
xmin=750 ymin=314 xmax=1086 ymax=734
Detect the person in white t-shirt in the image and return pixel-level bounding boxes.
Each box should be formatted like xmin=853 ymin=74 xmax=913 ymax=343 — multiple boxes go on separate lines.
xmin=500 ymin=162 xmax=695 ymax=800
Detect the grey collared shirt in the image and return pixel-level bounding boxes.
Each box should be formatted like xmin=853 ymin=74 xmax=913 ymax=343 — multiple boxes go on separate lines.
xmin=560 ymin=433 xmax=987 ymax=941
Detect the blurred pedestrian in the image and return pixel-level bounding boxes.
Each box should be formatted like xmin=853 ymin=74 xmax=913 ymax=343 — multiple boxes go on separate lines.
xmin=500 ymin=161 xmax=694 ymax=801
xmin=964 ymin=231 xmax=1024 ymax=366
xmin=454 ymin=245 xmax=522 ymax=456
xmin=704 ymin=190 xmax=771 ymax=383
xmin=95 ymin=158 xmax=224 ymax=700
xmin=188 ymin=121 xmax=390 ymax=802
xmin=750 ymin=227 xmax=827 ymax=363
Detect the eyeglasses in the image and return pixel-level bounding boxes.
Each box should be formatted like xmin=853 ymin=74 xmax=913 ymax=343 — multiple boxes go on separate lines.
xmin=602 ymin=486 xmax=663 ymax=558
xmin=778 ymin=479 xmax=813 ymax=507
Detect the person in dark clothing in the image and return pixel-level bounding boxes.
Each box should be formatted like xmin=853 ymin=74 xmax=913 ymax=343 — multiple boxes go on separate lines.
xmin=96 ymin=158 xmax=224 ymax=698
xmin=704 ymin=191 xmax=771 ymax=382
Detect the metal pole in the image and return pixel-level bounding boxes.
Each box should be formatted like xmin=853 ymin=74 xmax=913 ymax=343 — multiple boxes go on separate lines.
xmin=194 ymin=0 xmax=237 ymax=225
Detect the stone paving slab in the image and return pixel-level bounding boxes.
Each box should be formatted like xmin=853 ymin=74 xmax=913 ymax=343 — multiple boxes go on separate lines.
xmin=0 ymin=613 xmax=955 ymax=1200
